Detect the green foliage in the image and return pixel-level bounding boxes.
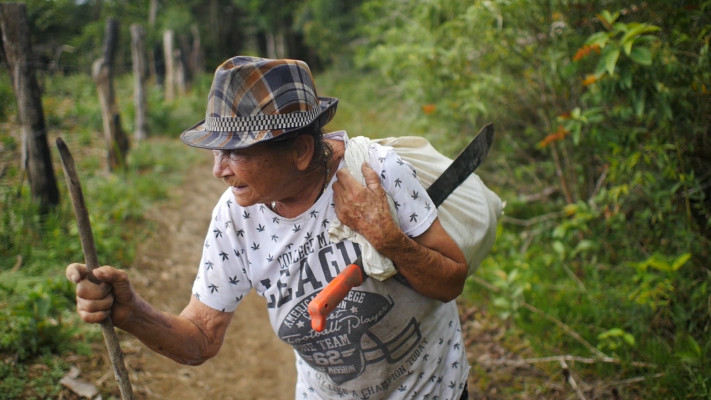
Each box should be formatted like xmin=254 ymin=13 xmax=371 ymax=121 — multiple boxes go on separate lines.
xmin=0 ymin=72 xmax=16 ymax=121
xmin=357 ymin=0 xmax=710 ymax=397
xmin=1 ymin=62 xmax=206 ymax=396
xmin=139 ymin=72 xmax=212 ymax=137
xmin=294 ymin=0 xmax=365 ymax=66
xmin=0 ymin=278 xmax=77 ymax=361
xmin=0 ymin=356 xmax=70 ymax=400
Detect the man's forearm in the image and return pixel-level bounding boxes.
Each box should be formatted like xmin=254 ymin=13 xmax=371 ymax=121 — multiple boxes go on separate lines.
xmin=377 ymin=219 xmax=468 ymax=302
xmin=118 ymin=295 xmax=228 ymax=366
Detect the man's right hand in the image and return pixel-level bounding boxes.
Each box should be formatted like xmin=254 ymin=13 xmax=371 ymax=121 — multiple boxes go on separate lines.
xmin=65 ymin=263 xmax=136 ymax=328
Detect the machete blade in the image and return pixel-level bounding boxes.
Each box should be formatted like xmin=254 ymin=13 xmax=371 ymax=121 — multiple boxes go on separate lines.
xmin=426 ymin=122 xmax=494 ymax=208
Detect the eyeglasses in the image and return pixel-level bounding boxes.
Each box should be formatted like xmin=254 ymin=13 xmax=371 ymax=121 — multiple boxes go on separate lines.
xmin=213 ymin=150 xmax=242 ymax=162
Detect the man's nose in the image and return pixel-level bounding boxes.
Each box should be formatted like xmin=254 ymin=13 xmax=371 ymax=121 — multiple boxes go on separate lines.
xmin=212 ymin=152 xmax=231 ymax=178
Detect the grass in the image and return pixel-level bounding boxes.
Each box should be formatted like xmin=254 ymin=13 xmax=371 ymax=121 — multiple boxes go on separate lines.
xmin=0 ymin=71 xmax=208 ymax=397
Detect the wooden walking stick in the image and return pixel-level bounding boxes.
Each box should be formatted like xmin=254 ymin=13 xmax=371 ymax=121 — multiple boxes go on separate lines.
xmin=56 ymin=137 xmax=135 ymax=400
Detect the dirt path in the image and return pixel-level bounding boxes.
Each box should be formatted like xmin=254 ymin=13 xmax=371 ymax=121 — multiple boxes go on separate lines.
xmin=113 ymin=156 xmax=296 ymax=399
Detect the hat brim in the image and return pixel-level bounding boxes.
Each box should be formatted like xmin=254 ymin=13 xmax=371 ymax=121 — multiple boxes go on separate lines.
xmin=180 ymin=97 xmax=338 ymax=150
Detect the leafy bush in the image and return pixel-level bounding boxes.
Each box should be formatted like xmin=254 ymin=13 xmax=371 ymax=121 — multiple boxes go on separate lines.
xmin=0 ymin=278 xmax=77 ymax=361
xmin=0 ymin=356 xmax=70 ymax=400
xmin=0 ymin=71 xmax=16 ymax=121
xmin=356 ymin=0 xmax=711 ymax=397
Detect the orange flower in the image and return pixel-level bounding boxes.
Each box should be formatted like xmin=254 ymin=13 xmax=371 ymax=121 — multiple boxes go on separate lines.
xmin=539 ymin=125 xmax=570 ymax=147
xmin=422 ymin=104 xmax=437 ymax=115
xmin=573 ymin=44 xmax=601 ymax=61
xmin=582 ymin=73 xmax=599 ymax=86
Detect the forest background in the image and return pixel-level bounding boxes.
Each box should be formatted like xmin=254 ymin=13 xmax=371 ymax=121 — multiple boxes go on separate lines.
xmin=0 ymin=0 xmax=709 ymax=399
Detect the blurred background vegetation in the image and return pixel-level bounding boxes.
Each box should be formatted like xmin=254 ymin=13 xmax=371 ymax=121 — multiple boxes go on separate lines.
xmin=1 ymin=0 xmax=709 ymax=398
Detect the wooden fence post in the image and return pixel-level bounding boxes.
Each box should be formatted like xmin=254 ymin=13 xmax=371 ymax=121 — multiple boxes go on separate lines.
xmin=190 ymin=25 xmax=203 ymax=76
xmin=130 ymin=24 xmax=148 ymax=142
xmin=163 ymin=30 xmax=175 ymax=101
xmin=93 ymin=18 xmax=129 ymax=171
xmin=0 ymin=2 xmax=60 ymax=210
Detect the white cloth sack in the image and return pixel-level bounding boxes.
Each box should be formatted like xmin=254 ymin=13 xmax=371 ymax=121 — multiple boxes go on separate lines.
xmin=329 ymin=135 xmax=503 ymax=280
xmin=328 ymin=136 xmax=402 ymax=280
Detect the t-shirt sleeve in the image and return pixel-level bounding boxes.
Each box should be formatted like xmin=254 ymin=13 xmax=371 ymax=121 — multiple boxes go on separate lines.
xmin=192 ymin=191 xmax=252 ymax=313
xmin=370 ymin=143 xmax=437 ymax=238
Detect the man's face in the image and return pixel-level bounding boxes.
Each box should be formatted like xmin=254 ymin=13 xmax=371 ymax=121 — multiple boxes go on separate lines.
xmin=212 ymin=142 xmax=297 ymax=207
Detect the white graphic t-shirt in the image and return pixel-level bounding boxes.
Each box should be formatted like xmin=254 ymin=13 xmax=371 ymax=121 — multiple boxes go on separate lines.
xmin=193 ymin=131 xmax=470 ymax=399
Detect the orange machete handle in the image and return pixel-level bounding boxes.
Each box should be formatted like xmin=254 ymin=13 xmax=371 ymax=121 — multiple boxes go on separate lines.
xmin=308 ymin=261 xmax=365 ymax=332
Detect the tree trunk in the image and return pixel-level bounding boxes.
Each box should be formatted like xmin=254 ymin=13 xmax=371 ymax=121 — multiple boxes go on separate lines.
xmin=163 ymin=30 xmax=175 ymax=101
xmin=148 ymin=0 xmax=158 ymax=28
xmin=93 ymin=18 xmax=129 ymax=171
xmin=147 ymin=0 xmax=159 ymax=84
xmin=130 ymin=24 xmax=148 ymax=142
xmin=0 ymin=2 xmax=59 ymax=211
xmin=266 ymin=32 xmax=277 ymax=59
xmin=176 ymin=34 xmax=191 ymax=94
xmin=190 ymin=24 xmax=203 ymax=76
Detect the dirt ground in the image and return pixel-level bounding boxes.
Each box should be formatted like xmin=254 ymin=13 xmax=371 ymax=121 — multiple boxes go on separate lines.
xmin=112 ymin=158 xmax=297 ymax=400
xmin=65 ymin=155 xmax=542 ymax=400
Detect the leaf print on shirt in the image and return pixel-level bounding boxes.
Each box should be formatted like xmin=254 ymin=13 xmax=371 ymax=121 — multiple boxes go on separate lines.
xmin=257 ymin=224 xmax=266 ymax=232
xmin=213 ymin=228 xmax=223 ymax=238
xmin=205 ymin=261 xmax=214 ymax=270
xmin=236 ymin=229 xmax=245 ymax=237
xmin=251 ymin=242 xmax=260 ymax=251
xmin=242 ymin=210 xmax=250 ymax=219
xmin=292 ymin=224 xmax=301 ymax=233
xmin=309 ymin=210 xmax=319 ymax=218
xmin=394 ymin=178 xmax=402 ymax=188
xmin=411 ymin=190 xmax=420 ymax=200
xmin=228 ymin=276 xmax=239 ymax=285
xmin=272 ymin=216 xmax=280 ymax=224
xmin=208 ymin=283 xmax=218 ymax=293
xmin=410 ymin=212 xmax=419 ymax=223
xmin=219 ymin=251 xmax=229 ymax=261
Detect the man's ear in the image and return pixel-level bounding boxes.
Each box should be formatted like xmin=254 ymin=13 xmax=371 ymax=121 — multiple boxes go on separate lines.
xmin=292 ymin=134 xmax=316 ymax=172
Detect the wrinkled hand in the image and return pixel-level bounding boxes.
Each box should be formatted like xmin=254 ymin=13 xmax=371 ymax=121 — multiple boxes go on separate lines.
xmin=65 ymin=263 xmax=136 ymax=327
xmin=332 ymin=163 xmax=400 ymax=249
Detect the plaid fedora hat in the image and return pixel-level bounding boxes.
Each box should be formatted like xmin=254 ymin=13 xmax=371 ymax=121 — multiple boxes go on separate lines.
xmin=180 ymin=56 xmax=338 ymax=150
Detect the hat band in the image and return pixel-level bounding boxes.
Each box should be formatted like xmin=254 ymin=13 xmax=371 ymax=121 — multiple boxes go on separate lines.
xmin=205 ymin=109 xmax=321 ymax=132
